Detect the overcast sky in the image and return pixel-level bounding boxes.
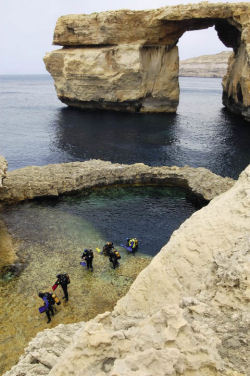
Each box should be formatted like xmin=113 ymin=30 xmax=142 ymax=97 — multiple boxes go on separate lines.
xmin=0 ymin=0 xmax=239 ymax=74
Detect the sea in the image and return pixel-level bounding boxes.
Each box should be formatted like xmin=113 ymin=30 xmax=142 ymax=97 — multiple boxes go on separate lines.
xmin=1 ymin=75 xmax=250 ymax=177
xmin=0 ymin=75 xmax=250 ymax=374
xmin=0 ymin=74 xmax=250 ymax=256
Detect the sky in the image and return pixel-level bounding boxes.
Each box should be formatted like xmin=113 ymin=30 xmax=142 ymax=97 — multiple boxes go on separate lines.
xmin=0 ymin=0 xmax=240 ymax=74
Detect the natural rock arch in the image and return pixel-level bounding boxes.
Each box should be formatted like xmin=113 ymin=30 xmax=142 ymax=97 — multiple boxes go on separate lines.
xmin=44 ymin=3 xmax=250 ymax=121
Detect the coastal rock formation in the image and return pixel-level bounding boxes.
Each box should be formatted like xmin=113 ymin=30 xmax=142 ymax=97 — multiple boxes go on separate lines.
xmin=0 ymin=159 xmax=235 ymax=203
xmin=0 ymin=155 xmax=7 ymax=187
xmin=4 ymin=165 xmax=250 ymax=376
xmin=44 ymin=2 xmax=250 ymax=121
xmin=179 ymin=51 xmax=232 ymax=77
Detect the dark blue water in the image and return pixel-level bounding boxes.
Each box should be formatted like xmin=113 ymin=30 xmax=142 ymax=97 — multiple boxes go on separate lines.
xmin=0 ymin=75 xmax=249 ymax=178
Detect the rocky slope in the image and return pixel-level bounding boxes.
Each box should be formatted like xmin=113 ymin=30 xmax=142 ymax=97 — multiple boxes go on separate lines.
xmin=179 ymin=51 xmax=232 ymax=77
xmin=44 ymin=2 xmax=250 ymax=121
xmin=0 ymin=159 xmax=234 ymax=203
xmin=4 ymin=164 xmax=250 ymax=376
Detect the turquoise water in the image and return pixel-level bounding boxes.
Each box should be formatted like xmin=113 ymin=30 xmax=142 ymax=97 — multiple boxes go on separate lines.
xmin=3 ymin=186 xmax=197 ymax=256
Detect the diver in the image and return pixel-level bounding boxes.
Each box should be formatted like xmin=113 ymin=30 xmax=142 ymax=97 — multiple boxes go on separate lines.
xmin=38 ymin=292 xmax=54 ymax=324
xmin=82 ymin=249 xmax=94 ymax=271
xmin=103 ymin=241 xmax=114 ymax=257
xmin=54 ymin=273 xmax=70 ymax=302
xmin=126 ymin=238 xmax=139 ymax=253
xmin=109 ymin=249 xmax=121 ymax=269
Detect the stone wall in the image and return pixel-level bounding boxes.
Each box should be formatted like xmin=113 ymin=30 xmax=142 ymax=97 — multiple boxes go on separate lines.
xmin=44 ymin=2 xmax=250 ymax=121
xmin=4 ymin=164 xmax=250 ymax=376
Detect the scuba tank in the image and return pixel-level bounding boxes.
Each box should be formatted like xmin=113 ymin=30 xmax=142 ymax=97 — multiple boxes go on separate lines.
xmin=52 ymin=293 xmax=61 ymax=305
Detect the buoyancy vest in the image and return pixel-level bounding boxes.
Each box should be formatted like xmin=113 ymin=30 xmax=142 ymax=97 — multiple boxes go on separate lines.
xmin=129 ymin=238 xmax=137 ymax=249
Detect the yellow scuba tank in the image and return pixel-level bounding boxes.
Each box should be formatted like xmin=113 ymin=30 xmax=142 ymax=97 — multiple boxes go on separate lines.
xmin=52 ymin=293 xmax=61 ymax=305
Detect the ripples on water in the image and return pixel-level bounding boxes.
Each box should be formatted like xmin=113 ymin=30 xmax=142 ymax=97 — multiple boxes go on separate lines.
xmin=0 ymin=75 xmax=249 ymax=178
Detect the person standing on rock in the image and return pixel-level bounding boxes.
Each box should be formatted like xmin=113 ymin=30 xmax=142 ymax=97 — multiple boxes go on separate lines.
xmin=54 ymin=273 xmax=70 ymax=301
xmin=109 ymin=249 xmax=121 ymax=269
xmin=38 ymin=292 xmax=55 ymax=324
xmin=103 ymin=241 xmax=114 ymax=256
xmin=82 ymin=249 xmax=94 ymax=271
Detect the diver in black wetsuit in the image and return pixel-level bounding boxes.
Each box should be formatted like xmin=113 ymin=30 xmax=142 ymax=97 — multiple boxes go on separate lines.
xmin=109 ymin=250 xmax=121 ymax=269
xmin=102 ymin=242 xmax=114 ymax=256
xmin=38 ymin=292 xmax=54 ymax=323
xmin=55 ymin=273 xmax=70 ymax=301
xmin=82 ymin=249 xmax=94 ymax=271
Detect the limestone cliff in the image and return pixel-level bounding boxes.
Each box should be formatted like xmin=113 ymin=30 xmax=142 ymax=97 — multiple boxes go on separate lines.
xmin=4 ymin=165 xmax=250 ymax=376
xmin=44 ymin=2 xmax=250 ymax=121
xmin=179 ymin=51 xmax=232 ymax=77
xmin=0 ymin=160 xmax=234 ymax=203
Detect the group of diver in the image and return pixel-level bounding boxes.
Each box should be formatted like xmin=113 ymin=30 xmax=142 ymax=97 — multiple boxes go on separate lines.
xmin=38 ymin=238 xmax=138 ymax=324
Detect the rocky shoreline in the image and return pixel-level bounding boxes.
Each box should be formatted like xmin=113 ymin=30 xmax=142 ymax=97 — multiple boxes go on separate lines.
xmin=0 ymin=159 xmax=234 ymax=204
xmin=2 ymin=163 xmax=249 ymax=376
xmin=0 ymin=157 xmax=235 ymax=276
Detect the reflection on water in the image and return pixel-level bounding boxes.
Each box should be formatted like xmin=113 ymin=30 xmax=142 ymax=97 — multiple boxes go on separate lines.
xmin=0 ymin=186 xmax=197 ymax=374
xmin=0 ymin=76 xmax=249 ymax=178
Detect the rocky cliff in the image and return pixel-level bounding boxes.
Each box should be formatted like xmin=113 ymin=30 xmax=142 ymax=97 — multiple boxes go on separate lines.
xmin=44 ymin=2 xmax=250 ymax=121
xmin=179 ymin=51 xmax=232 ymax=77
xmin=4 ymin=164 xmax=250 ymax=376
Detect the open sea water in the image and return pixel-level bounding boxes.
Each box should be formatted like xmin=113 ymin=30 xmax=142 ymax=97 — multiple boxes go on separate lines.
xmin=0 ymin=75 xmax=250 ymax=177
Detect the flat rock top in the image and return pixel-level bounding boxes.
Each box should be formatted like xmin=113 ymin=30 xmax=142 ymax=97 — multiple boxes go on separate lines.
xmin=53 ymin=2 xmax=250 ymax=46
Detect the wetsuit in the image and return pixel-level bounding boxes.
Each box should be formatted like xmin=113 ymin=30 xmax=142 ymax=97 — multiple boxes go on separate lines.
xmin=109 ymin=250 xmax=121 ymax=269
xmin=82 ymin=249 xmax=94 ymax=271
xmin=39 ymin=292 xmax=54 ymax=323
xmin=56 ymin=274 xmax=70 ymax=301
xmin=103 ymin=242 xmax=114 ymax=256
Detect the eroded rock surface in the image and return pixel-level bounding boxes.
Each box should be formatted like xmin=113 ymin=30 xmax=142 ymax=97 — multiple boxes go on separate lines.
xmin=44 ymin=3 xmax=250 ymax=120
xmin=0 ymin=160 xmax=234 ymax=203
xmin=4 ymin=165 xmax=250 ymax=376
xmin=0 ymin=155 xmax=7 ymax=187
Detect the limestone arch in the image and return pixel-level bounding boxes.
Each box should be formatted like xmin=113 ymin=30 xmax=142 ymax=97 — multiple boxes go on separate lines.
xmin=44 ymin=3 xmax=250 ymax=121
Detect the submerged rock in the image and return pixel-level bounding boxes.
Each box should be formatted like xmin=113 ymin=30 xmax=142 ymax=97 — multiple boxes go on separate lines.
xmin=44 ymin=3 xmax=250 ymax=121
xmin=4 ymin=165 xmax=250 ymax=375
